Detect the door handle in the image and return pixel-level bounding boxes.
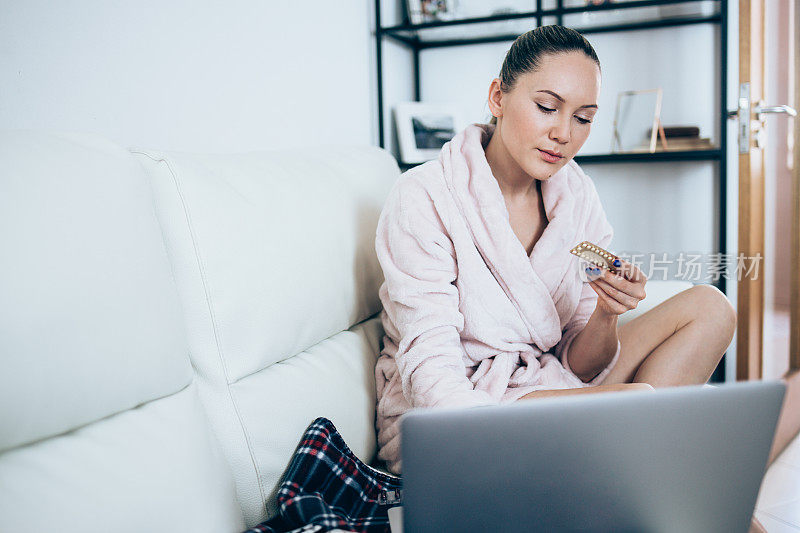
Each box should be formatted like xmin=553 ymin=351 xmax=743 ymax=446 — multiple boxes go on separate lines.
xmin=728 ymin=84 xmax=798 ymax=153
xmin=753 ymin=104 xmax=797 ymax=120
xmin=728 ymin=104 xmax=797 ymax=120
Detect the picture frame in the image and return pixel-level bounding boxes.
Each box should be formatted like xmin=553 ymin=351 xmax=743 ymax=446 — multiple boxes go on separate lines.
xmin=406 ymin=0 xmax=458 ymax=25
xmin=406 ymin=0 xmax=424 ymax=24
xmin=611 ymin=88 xmax=668 ymax=153
xmin=393 ymin=102 xmax=467 ymax=164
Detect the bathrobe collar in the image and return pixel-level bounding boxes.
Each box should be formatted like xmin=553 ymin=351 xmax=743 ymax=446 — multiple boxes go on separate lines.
xmin=439 ymin=122 xmax=583 ymax=350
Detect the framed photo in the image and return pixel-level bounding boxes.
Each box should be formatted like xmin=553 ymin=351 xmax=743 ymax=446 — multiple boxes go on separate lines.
xmin=406 ymin=0 xmax=424 ymax=24
xmin=406 ymin=0 xmax=458 ymax=24
xmin=393 ymin=102 xmax=466 ymax=164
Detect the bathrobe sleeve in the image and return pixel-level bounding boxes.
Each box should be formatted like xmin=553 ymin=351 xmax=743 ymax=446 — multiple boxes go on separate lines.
xmin=553 ymin=172 xmax=622 ymax=385
xmin=375 ymin=175 xmax=497 ymax=409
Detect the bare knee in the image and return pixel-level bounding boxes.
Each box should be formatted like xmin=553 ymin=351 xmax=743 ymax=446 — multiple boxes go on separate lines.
xmin=687 ymin=284 xmax=736 ymax=330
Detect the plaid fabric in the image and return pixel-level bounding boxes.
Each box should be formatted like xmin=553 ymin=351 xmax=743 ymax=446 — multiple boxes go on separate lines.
xmin=243 ymin=417 xmax=403 ymax=533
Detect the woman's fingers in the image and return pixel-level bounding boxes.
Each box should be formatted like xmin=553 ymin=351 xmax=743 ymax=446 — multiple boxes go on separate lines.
xmin=592 ymin=277 xmax=639 ymax=310
xmin=585 ymin=256 xmax=647 ymax=316
xmin=588 ymin=280 xmax=628 ymax=315
xmin=595 ymin=268 xmax=646 ymax=300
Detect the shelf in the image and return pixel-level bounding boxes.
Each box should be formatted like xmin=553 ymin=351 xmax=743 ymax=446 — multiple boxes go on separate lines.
xmin=575 ymin=149 xmax=722 ymax=164
xmin=380 ymin=0 xmax=721 ymax=49
xmin=396 ymin=149 xmax=722 ymax=171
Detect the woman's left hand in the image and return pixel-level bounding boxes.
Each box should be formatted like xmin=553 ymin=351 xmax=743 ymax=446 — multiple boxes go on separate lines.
xmin=585 ymin=258 xmax=647 ymax=317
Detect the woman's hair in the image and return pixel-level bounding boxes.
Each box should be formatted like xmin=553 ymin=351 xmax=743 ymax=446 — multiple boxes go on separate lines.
xmin=489 ymin=25 xmax=601 ymax=125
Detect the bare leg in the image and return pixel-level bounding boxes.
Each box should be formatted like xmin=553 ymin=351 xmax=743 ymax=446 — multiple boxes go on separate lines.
xmin=518 ymin=382 xmax=654 ymax=401
xmin=599 ymin=284 xmax=736 ymax=388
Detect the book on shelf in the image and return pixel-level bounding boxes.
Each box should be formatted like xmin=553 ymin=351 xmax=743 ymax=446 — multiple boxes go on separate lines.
xmin=625 ymin=136 xmax=716 ymax=153
xmin=648 ymin=125 xmax=702 ymax=138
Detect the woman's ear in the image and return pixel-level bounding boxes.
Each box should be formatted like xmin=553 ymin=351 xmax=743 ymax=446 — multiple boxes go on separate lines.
xmin=487 ymin=78 xmax=503 ymax=119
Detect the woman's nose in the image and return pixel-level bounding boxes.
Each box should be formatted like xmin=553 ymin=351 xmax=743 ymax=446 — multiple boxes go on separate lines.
xmin=549 ymin=117 xmax=571 ymax=144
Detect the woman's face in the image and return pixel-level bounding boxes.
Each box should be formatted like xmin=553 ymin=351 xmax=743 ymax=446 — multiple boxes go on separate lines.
xmin=488 ymin=51 xmax=601 ymax=180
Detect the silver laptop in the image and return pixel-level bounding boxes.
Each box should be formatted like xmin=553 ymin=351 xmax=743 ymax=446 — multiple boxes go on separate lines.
xmin=399 ymin=380 xmax=785 ymax=533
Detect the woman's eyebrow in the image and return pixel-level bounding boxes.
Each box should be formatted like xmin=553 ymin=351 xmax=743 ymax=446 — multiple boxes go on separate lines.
xmin=536 ymin=89 xmax=598 ymax=109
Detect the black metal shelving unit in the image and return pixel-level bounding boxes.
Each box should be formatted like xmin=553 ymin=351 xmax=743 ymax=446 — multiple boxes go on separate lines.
xmin=374 ymin=0 xmax=728 ymax=382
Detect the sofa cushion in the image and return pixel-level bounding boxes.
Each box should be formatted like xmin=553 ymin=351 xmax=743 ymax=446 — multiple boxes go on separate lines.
xmin=232 ymin=316 xmax=384 ymax=517
xmin=0 ymin=130 xmax=244 ymax=532
xmin=0 ymin=384 xmax=244 ymax=533
xmin=131 ymin=144 xmax=399 ymax=525
xmin=0 ymin=130 xmax=192 ymax=450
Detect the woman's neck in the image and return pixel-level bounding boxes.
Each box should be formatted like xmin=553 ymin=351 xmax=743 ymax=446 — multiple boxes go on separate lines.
xmin=484 ymin=125 xmax=540 ymax=202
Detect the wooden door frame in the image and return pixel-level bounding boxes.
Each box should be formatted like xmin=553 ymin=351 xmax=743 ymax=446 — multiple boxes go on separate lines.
xmin=736 ymin=0 xmax=764 ymax=382
xmin=737 ymin=0 xmax=800 ymax=466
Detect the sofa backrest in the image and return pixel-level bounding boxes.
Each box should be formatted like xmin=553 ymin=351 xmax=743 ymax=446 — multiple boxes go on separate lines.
xmin=130 ymin=144 xmax=399 ymax=525
xmin=0 ymin=130 xmax=244 ymax=532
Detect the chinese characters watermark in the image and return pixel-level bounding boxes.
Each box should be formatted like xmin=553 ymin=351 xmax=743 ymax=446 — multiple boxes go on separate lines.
xmin=578 ymin=251 xmax=763 ymax=282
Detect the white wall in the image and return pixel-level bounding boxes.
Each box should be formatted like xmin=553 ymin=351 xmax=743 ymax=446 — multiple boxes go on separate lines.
xmin=0 ymin=0 xmax=376 ymax=153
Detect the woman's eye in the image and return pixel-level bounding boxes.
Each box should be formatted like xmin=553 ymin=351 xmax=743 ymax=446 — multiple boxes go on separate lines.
xmin=538 ymin=103 xmax=592 ymax=124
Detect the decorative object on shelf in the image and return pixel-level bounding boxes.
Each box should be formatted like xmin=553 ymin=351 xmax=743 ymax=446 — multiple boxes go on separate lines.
xmin=423 ymin=0 xmax=456 ymax=20
xmin=646 ymin=124 xmax=715 ymax=151
xmin=405 ymin=0 xmax=424 ymax=24
xmin=405 ymin=0 xmax=422 ymax=24
xmin=394 ymin=102 xmax=465 ymax=164
xmin=405 ymin=0 xmax=457 ymax=24
xmin=611 ymin=88 xmax=668 ymax=154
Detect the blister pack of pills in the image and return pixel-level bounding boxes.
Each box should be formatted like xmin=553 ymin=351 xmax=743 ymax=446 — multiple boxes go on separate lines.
xmin=570 ymin=240 xmax=620 ymax=274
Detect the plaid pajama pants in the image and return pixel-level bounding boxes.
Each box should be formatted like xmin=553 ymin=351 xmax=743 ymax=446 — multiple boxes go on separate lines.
xmin=243 ymin=417 xmax=403 ymax=533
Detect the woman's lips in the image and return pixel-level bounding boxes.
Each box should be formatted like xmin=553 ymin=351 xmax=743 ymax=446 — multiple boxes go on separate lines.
xmin=538 ymin=149 xmax=562 ymax=163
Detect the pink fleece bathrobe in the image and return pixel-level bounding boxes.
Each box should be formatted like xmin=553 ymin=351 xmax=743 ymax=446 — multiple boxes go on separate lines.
xmin=373 ymin=122 xmax=621 ymax=474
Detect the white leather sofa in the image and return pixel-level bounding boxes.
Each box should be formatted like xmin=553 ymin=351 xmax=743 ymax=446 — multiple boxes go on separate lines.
xmin=0 ymin=129 xmax=694 ymax=532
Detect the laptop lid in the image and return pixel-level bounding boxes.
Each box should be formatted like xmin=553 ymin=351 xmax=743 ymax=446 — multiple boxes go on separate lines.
xmin=401 ymin=380 xmax=785 ymax=533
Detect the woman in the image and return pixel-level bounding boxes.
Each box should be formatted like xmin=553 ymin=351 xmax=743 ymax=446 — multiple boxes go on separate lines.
xmin=374 ymin=23 xmax=737 ymax=488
